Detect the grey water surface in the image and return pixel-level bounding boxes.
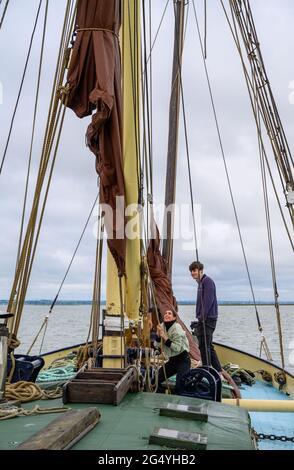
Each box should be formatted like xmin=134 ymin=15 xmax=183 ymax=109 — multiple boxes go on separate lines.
xmin=8 ymin=303 xmax=293 ymax=374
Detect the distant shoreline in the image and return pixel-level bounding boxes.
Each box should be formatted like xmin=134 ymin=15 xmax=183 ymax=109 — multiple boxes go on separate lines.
xmin=0 ymin=300 xmax=293 ymax=306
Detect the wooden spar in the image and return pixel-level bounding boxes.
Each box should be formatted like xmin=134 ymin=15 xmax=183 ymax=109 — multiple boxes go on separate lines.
xmin=223 ymin=399 xmax=294 ymax=412
xmin=162 ymin=0 xmax=186 ymax=277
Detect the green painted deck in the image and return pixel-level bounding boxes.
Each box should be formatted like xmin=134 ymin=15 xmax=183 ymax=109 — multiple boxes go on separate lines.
xmin=0 ymin=392 xmax=254 ymax=450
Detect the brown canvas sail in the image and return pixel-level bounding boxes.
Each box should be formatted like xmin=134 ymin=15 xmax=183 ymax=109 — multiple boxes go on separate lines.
xmin=65 ymin=0 xmax=125 ymax=275
xmin=146 ymin=223 xmax=241 ymax=396
xmin=147 ymin=222 xmax=201 ymax=362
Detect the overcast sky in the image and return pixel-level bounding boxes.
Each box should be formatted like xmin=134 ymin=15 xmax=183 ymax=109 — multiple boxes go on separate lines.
xmin=0 ymin=0 xmax=293 ymax=302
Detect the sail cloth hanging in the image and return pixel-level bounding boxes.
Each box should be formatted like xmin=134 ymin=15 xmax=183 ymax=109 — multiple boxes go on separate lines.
xmin=147 ymin=221 xmax=201 ymax=362
xmin=65 ymin=0 xmax=126 ymax=275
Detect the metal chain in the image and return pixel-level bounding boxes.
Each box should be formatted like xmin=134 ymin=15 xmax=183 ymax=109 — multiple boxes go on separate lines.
xmin=257 ymin=433 xmax=294 ymax=443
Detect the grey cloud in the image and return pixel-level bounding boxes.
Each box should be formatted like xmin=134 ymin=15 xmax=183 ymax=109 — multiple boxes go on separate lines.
xmin=0 ymin=0 xmax=293 ymax=302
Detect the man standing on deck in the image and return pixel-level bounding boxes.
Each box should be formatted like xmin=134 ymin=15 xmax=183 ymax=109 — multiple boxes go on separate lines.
xmin=189 ymin=261 xmax=222 ymax=375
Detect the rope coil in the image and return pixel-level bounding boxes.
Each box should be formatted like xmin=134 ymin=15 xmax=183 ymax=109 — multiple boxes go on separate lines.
xmin=5 ymin=381 xmax=62 ymax=403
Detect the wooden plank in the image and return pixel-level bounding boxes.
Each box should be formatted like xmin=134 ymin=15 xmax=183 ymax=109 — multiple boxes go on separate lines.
xmin=77 ymin=371 xmax=125 ymax=381
xmin=73 ymin=377 xmax=119 ymax=383
xmin=149 ymin=427 xmax=207 ymax=450
xmin=159 ymin=403 xmax=208 ymax=422
xmin=69 ymin=379 xmax=117 ymax=385
xmin=17 ymin=408 xmax=100 ymax=450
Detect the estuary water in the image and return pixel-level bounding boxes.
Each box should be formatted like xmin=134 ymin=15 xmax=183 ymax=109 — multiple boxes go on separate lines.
xmin=5 ymin=303 xmax=293 ymax=375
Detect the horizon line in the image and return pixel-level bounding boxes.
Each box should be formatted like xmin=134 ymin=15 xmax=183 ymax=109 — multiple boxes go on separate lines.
xmin=1 ymin=299 xmax=294 ymax=305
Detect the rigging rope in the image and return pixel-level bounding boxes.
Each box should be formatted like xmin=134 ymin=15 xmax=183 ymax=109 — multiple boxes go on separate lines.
xmin=170 ymin=0 xmax=209 ymax=368
xmin=148 ymin=0 xmax=153 ymax=190
xmin=204 ymin=0 xmax=207 ymax=59
xmin=162 ymin=0 xmax=193 ymax=273
xmin=90 ymin=207 xmax=104 ymax=365
xmin=141 ymin=1 xmax=204 ymax=372
xmin=249 ymin=11 xmax=286 ymax=369
xmin=0 ymin=0 xmax=9 ymax=30
xmin=252 ymin=78 xmax=274 ymax=361
xmin=142 ymin=0 xmax=153 ymax=198
xmin=164 ymin=0 xmax=210 ymax=369
xmin=221 ymin=0 xmax=291 ymax=367
xmin=26 ymin=193 xmax=99 ymax=355
xmin=172 ymin=0 xmax=200 ymax=262
xmin=141 ymin=0 xmax=174 ymax=244
xmin=16 ymin=0 xmax=49 ymax=270
xmin=228 ymin=0 xmax=294 ymax=230
xmin=140 ymin=1 xmax=190 ymax=389
xmin=143 ymin=0 xmax=170 ymax=74
xmin=119 ymin=274 xmax=127 ymax=369
xmin=192 ymin=0 xmax=265 ymax=332
xmin=49 ymin=194 xmax=99 ymax=315
xmin=140 ymin=220 xmax=171 ymax=393
xmin=219 ymin=0 xmax=294 ymax=252
xmin=6 ymin=0 xmax=77 ymax=346
xmin=191 ymin=0 xmax=276 ymax=362
xmin=0 ymin=0 xmax=43 ymax=176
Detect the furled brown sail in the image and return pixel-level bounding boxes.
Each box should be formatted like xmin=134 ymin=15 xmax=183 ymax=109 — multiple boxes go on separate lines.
xmin=64 ymin=0 xmax=125 ymax=275
xmin=147 ymin=221 xmax=201 ymax=362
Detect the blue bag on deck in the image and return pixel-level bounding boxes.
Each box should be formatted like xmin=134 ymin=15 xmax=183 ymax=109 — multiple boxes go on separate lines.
xmin=7 ymin=354 xmax=45 ymax=383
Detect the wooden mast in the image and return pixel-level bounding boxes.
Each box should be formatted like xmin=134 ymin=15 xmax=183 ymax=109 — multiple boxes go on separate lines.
xmin=162 ymin=0 xmax=186 ymax=277
xmin=104 ymin=0 xmax=141 ymax=368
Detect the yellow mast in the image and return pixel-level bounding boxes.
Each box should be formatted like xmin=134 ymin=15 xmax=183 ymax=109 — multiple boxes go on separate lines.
xmin=104 ymin=0 xmax=141 ymax=367
xmin=122 ymin=0 xmax=141 ymax=320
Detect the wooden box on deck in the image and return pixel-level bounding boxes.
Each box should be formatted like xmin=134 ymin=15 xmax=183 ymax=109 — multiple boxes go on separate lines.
xmin=62 ymin=367 xmax=136 ymax=405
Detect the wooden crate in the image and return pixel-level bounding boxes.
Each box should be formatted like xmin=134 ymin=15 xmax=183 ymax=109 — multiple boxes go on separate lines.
xmin=62 ymin=368 xmax=136 ymax=405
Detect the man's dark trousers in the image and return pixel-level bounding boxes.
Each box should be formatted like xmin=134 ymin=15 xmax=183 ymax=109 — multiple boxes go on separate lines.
xmin=196 ymin=319 xmax=222 ymax=372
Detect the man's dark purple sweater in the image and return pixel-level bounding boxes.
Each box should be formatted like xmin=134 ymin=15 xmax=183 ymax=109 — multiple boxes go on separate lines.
xmin=196 ymin=274 xmax=218 ymax=320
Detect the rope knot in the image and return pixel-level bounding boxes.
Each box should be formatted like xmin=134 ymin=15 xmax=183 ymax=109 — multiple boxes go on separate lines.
xmin=58 ymin=83 xmax=71 ymax=102
xmin=8 ymin=333 xmax=20 ymax=350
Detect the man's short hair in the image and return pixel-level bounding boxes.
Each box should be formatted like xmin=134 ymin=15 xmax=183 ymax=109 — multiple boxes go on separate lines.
xmin=189 ymin=261 xmax=204 ymax=272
